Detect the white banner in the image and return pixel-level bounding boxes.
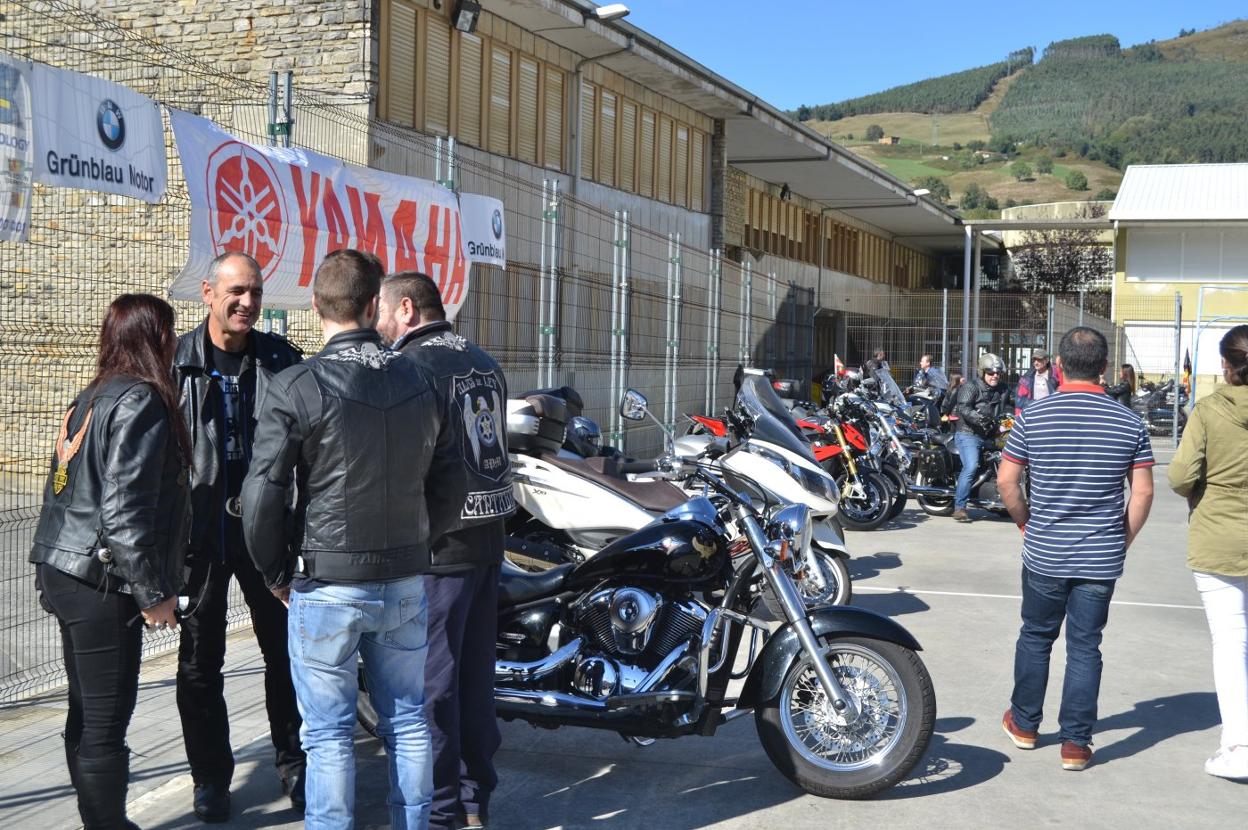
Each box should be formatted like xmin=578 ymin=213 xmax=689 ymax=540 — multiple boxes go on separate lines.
xmin=0 ymin=53 xmax=34 ymax=242
xmin=168 ymin=110 xmax=470 ymax=314
xmin=31 ymin=63 xmax=166 ymax=203
xmin=459 ymin=193 xmax=506 ymax=268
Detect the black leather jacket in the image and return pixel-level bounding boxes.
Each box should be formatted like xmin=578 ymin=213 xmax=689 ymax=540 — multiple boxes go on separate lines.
xmin=242 ymin=329 xmax=463 ymax=588
xmin=394 ymin=321 xmax=513 ymax=572
xmin=954 ymin=376 xmax=1007 ymax=437
xmin=1104 ymin=381 xmax=1133 ymax=407
xmin=174 ymin=321 xmax=301 ymax=561
xmin=30 ymin=377 xmax=190 ymax=609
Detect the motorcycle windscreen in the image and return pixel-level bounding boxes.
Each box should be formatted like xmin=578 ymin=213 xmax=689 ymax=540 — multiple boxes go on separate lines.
xmin=872 ymin=367 xmax=910 ymax=407
xmin=923 ymin=367 xmax=950 ymax=391
xmin=737 ymin=374 xmax=818 ymax=463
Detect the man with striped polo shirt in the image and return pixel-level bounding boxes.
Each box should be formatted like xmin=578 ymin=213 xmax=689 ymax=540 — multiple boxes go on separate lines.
xmin=996 ymin=326 xmax=1155 ymax=771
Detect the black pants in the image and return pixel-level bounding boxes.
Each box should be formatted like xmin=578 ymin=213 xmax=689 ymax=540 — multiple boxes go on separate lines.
xmin=426 ymin=564 xmax=502 ymax=830
xmin=175 ymin=551 xmax=304 ymax=786
xmin=38 ymin=564 xmax=143 ymax=760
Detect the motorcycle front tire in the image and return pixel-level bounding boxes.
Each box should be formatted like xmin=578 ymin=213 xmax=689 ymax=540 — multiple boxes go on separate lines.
xmin=879 ymin=463 xmax=908 ymax=520
xmin=835 ymin=471 xmax=892 ymax=531
xmin=755 ymin=635 xmax=936 ymax=799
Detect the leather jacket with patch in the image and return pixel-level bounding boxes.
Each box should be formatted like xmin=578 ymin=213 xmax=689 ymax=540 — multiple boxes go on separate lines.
xmin=30 ymin=377 xmax=190 ymax=609
xmin=174 ymin=321 xmax=301 ymax=561
xmin=954 ymin=376 xmax=1007 ymax=437
xmin=394 ymin=321 xmax=512 ymax=572
xmin=241 ymin=329 xmax=463 ymax=588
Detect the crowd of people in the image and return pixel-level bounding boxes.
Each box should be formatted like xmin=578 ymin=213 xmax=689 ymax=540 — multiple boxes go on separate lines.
xmin=27 ymin=249 xmax=1248 ymax=830
xmin=32 ymin=249 xmax=506 ymax=829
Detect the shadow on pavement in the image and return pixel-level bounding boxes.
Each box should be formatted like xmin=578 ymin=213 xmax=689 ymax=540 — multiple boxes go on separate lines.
xmin=852 ymin=590 xmax=931 ymax=617
xmin=846 ymin=552 xmax=903 ymax=581
xmin=1092 ymin=692 xmax=1220 ymax=765
xmin=885 ymin=716 xmax=1009 ymax=799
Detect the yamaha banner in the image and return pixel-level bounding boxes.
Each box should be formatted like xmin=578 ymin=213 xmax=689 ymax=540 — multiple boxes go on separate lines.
xmin=168 ymin=110 xmax=471 ymax=314
xmin=31 ymin=63 xmax=166 ymax=204
xmin=0 ymin=53 xmax=33 ymax=242
xmin=459 ymin=193 xmax=506 ymax=268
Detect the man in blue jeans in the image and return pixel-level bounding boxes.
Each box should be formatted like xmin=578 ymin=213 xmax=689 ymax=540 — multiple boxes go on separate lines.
xmin=242 ymin=250 xmax=462 ymax=827
xmin=997 ymin=326 xmax=1155 ymax=771
xmin=951 ymin=353 xmax=1007 ymax=522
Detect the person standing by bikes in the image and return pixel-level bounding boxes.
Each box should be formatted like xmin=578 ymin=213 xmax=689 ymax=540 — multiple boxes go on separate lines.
xmin=1167 ymin=325 xmax=1248 ymax=780
xmin=1016 ymin=352 xmax=1059 ymax=416
xmin=952 ymin=353 xmax=1008 ymax=522
xmin=31 ymin=294 xmax=191 ymax=828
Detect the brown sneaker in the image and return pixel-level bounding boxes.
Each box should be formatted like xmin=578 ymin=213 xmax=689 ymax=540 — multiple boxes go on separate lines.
xmin=1002 ymin=710 xmax=1037 ymax=749
xmin=952 ymin=509 xmax=972 ymax=523
xmin=1061 ymin=741 xmax=1093 ymax=771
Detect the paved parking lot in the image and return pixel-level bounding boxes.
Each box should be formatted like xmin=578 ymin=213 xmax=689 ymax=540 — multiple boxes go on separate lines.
xmin=2 ymin=454 xmax=1243 ymax=829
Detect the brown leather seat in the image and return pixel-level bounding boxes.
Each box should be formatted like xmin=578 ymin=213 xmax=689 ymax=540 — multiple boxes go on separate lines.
xmin=538 ymin=451 xmax=688 ymax=514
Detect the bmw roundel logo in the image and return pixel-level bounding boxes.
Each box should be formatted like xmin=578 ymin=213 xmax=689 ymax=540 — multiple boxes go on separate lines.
xmin=97 ymin=99 xmax=125 ymax=151
xmin=491 ymin=208 xmax=503 ymax=240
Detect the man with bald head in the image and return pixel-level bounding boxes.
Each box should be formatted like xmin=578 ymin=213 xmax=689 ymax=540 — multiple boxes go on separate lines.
xmin=173 ymin=250 xmax=305 ymax=822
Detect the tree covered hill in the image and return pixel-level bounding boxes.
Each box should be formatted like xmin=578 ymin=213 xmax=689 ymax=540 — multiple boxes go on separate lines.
xmin=796 ymin=21 xmax=1248 ymax=169
xmin=795 ymin=49 xmax=1033 ymax=121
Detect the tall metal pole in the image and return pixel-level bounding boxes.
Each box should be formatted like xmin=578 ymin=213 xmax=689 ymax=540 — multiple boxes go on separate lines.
xmin=282 ymin=71 xmax=293 ymax=149
xmin=941 ymin=287 xmax=949 ymax=370
xmin=1046 ymin=294 xmax=1055 ymax=353
xmin=547 ymin=181 xmax=561 ymax=387
xmin=537 ymin=180 xmax=549 ymax=387
xmin=961 ymin=226 xmax=973 ymax=376
xmin=267 ymin=72 xmax=278 ymax=148
xmin=671 ymin=234 xmax=683 ymax=431
xmin=972 ymin=232 xmax=982 ymax=360
xmin=609 ymin=211 xmax=622 ymax=448
xmin=1173 ymin=291 xmax=1183 ymax=447
xmin=619 ymin=211 xmax=631 ymax=449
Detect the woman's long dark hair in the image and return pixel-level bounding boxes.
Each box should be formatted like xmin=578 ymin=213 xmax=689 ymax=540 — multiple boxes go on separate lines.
xmin=92 ymin=294 xmax=190 ymax=460
xmin=1121 ymin=363 xmax=1137 ymax=394
xmin=1220 ymin=325 xmax=1248 ymax=386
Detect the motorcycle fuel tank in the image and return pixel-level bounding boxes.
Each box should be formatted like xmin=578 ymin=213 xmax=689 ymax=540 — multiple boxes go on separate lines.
xmin=566 ymin=519 xmax=728 ymax=591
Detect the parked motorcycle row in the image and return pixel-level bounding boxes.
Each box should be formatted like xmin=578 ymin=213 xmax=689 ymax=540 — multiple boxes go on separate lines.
xmin=360 ymin=369 xmax=938 ymax=799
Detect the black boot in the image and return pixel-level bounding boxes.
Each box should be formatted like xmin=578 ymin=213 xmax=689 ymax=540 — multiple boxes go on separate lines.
xmin=76 ymin=752 xmax=139 ymax=829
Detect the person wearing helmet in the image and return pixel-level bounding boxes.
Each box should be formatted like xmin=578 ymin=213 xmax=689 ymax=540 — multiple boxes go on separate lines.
xmin=951 ymin=353 xmax=1009 ymax=522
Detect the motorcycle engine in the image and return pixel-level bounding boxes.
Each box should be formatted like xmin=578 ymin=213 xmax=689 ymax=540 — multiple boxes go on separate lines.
xmin=572 ymin=586 xmax=708 ymax=698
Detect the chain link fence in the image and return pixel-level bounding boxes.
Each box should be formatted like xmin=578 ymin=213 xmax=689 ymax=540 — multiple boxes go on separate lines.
xmin=0 ymin=0 xmax=811 ymax=700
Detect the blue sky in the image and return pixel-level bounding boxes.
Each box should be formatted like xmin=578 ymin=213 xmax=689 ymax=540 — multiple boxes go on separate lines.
xmin=617 ymin=1 xmax=1247 ymax=110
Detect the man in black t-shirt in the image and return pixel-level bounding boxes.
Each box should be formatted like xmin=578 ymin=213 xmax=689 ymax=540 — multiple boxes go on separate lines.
xmin=172 ymin=251 xmax=304 ymax=822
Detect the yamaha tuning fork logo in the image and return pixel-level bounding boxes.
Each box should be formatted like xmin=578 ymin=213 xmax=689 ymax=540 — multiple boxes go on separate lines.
xmin=96 ymin=99 xmax=125 ymax=150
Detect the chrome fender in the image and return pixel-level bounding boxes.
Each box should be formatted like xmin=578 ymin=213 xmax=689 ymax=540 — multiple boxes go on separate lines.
xmin=737 ymin=606 xmax=922 ymax=708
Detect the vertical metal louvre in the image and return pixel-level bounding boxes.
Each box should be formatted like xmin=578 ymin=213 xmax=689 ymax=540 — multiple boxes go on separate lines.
xmin=516 ymin=56 xmax=539 ymax=163
xmin=456 ymin=32 xmax=483 ymax=146
xmin=488 ymin=45 xmax=511 ymax=155
xmin=424 ymin=14 xmax=451 ymax=134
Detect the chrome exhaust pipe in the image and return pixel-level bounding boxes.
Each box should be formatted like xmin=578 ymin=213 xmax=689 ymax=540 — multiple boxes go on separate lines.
xmin=495 ymin=637 xmax=583 ymax=683
xmin=906 ymin=484 xmax=953 ymax=497
xmin=494 ymin=688 xmax=608 ymax=712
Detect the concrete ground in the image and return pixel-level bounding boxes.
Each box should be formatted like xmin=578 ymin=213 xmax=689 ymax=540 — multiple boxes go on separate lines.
xmin=2 ymin=450 xmax=1243 ymax=829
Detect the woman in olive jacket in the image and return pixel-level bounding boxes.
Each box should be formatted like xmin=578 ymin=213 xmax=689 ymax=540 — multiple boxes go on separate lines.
xmin=1168 ymin=325 xmax=1248 ymax=781
xmin=30 ymin=294 xmax=191 ymax=827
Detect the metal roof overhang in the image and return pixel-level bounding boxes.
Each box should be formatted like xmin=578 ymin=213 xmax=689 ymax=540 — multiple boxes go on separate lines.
xmin=488 ymin=0 xmax=968 ymax=255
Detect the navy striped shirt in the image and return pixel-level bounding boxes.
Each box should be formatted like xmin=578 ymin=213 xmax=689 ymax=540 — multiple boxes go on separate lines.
xmin=1002 ymin=382 xmax=1154 ymax=580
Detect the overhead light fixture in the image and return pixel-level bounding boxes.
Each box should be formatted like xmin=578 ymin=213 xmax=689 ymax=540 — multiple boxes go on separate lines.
xmin=592 ymin=4 xmax=630 ymax=22
xmin=452 ymin=0 xmax=481 ymax=33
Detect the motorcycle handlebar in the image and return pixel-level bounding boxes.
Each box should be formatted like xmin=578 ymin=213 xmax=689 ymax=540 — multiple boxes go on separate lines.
xmin=618 ymin=459 xmax=662 ymax=474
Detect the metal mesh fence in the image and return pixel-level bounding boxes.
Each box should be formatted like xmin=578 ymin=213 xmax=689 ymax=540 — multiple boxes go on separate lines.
xmin=0 ymin=0 xmax=810 ymax=699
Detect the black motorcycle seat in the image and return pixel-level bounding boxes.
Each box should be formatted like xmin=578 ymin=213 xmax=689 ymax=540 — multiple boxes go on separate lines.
xmin=538 ymin=451 xmax=688 ymax=513
xmin=498 ymin=559 xmax=574 ymax=606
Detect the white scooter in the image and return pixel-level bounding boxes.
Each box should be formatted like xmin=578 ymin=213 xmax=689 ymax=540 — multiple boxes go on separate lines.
xmin=505 ymin=377 xmax=852 ymax=606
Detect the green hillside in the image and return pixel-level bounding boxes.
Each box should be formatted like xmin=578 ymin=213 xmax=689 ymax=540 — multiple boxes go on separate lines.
xmin=795 ymin=49 xmax=1034 ymax=121
xmin=797 ymin=20 xmax=1248 ymax=215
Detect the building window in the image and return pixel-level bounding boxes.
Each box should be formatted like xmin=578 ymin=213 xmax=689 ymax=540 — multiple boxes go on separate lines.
xmin=516 ymin=56 xmax=539 ymax=164
xmin=542 ymin=67 xmax=563 ymax=170
xmin=488 ymin=45 xmax=512 ymax=156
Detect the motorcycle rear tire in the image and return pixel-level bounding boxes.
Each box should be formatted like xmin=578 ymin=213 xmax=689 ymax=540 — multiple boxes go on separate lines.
xmin=755 ymin=635 xmax=936 ymax=799
xmin=835 ymin=471 xmax=892 ymax=531
xmin=911 ymin=470 xmax=955 ymax=517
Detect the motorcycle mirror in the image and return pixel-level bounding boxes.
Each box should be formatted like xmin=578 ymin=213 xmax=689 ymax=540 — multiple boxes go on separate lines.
xmin=620 ymin=389 xmax=648 ymax=421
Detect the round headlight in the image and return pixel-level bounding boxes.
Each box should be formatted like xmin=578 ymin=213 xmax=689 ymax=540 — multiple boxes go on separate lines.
xmin=767 ymin=503 xmax=812 ymax=554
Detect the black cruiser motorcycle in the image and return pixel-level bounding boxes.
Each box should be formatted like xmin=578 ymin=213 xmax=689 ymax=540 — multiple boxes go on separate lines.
xmin=359 ymin=391 xmax=936 ymax=799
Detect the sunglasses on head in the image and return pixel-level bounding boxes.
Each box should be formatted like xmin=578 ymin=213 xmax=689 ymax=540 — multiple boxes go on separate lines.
xmin=984 ymin=370 xmax=1000 ymax=376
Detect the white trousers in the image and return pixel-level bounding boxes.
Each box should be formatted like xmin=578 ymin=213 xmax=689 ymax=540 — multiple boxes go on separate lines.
xmin=1194 ymin=571 xmax=1248 ymax=749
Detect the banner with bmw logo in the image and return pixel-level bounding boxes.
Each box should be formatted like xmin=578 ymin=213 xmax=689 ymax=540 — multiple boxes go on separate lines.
xmin=30 ymin=63 xmax=166 ymax=203
xmin=458 ymin=193 xmax=506 ymax=268
xmin=0 ymin=53 xmax=34 ymax=242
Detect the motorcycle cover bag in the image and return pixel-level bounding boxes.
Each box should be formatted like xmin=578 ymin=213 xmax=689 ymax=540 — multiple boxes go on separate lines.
xmin=506 ymin=394 xmax=569 ymax=453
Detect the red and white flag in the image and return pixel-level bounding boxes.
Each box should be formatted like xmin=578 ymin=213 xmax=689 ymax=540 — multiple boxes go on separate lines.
xmin=168 ymin=110 xmax=469 ymax=315
xmin=834 ymin=354 xmax=845 ymax=376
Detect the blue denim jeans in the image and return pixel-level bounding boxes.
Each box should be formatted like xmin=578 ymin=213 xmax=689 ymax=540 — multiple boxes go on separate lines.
xmin=953 ymin=432 xmax=984 ymax=510
xmin=1010 ymin=567 xmax=1116 ymax=746
xmin=288 ymin=575 xmax=432 ymax=830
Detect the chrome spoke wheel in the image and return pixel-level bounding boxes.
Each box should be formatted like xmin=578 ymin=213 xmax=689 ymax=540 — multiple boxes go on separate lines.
xmin=780 ymin=642 xmax=907 ymax=772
